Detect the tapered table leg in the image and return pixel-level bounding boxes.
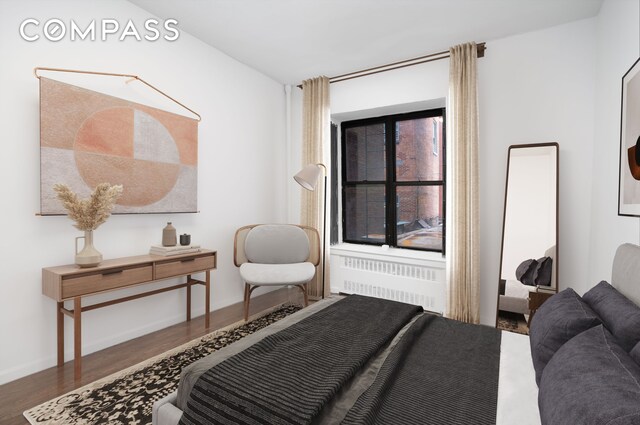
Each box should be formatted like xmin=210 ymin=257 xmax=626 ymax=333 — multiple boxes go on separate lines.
xmin=57 ymin=302 xmax=64 ymax=367
xmin=74 ymin=297 xmax=81 ymax=380
xmin=186 ymin=275 xmax=192 ymax=322
xmin=205 ymin=270 xmax=210 ymax=329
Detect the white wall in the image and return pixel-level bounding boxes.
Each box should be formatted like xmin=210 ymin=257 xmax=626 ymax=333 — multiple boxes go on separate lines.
xmin=324 ymin=19 xmax=597 ymax=325
xmin=0 ymin=0 xmax=286 ymax=384
xmin=588 ymin=0 xmax=640 ymax=286
xmin=287 ymin=87 xmax=304 ymax=223
xmin=331 ymin=59 xmax=449 ymax=116
xmin=479 ymin=19 xmax=597 ymax=324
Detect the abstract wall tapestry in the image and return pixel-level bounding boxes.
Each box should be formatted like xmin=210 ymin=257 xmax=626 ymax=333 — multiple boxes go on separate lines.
xmin=619 ymin=58 xmax=640 ymax=217
xmin=40 ymin=77 xmax=198 ymax=215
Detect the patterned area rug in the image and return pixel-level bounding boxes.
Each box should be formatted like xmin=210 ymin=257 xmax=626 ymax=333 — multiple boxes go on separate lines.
xmin=497 ymin=311 xmax=529 ymax=335
xmin=24 ymin=304 xmax=301 ymax=425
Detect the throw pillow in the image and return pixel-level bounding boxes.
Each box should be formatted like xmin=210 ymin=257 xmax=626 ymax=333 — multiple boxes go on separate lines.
xmin=533 ymin=256 xmax=552 ymax=286
xmin=631 ymin=341 xmax=640 ymax=366
xmin=516 ymin=259 xmax=537 ymax=286
xmin=529 ymin=288 xmax=602 ymax=385
xmin=539 ymin=325 xmax=640 ymax=425
xmin=583 ymin=280 xmax=640 ymax=352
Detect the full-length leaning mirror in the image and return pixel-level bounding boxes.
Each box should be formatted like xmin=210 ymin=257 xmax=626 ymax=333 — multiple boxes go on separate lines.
xmin=496 ymin=143 xmax=559 ymax=330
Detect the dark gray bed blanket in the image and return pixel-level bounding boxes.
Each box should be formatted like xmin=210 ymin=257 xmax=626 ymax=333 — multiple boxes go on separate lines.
xmin=179 ymin=295 xmax=422 ymax=425
xmin=342 ymin=314 xmax=502 ymax=425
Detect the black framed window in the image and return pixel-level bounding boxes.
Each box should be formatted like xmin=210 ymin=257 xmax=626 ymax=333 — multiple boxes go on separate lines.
xmin=341 ymin=109 xmax=445 ymax=253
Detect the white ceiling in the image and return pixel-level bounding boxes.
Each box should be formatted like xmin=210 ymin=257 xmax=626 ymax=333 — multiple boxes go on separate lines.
xmin=129 ymin=0 xmax=603 ymax=85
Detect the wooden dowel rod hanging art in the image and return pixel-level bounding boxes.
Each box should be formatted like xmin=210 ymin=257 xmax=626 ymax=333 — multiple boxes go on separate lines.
xmin=33 ymin=66 xmax=201 ymax=121
xmin=36 ymin=66 xmax=201 ymax=217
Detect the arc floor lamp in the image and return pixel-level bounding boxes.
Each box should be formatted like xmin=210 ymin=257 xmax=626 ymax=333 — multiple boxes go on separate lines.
xmin=294 ymin=163 xmax=327 ymax=299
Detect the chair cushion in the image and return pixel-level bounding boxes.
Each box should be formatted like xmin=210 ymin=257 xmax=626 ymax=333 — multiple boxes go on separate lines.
xmin=583 ymin=280 xmax=640 ymax=352
xmin=239 ymin=262 xmax=315 ymax=286
xmin=244 ymin=225 xmax=310 ymax=264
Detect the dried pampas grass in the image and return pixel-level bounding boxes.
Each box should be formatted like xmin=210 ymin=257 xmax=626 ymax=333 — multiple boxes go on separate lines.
xmin=54 ymin=183 xmax=124 ymax=231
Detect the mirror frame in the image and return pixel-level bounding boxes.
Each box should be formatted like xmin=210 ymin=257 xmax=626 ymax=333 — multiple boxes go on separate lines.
xmin=495 ymin=142 xmax=559 ymax=328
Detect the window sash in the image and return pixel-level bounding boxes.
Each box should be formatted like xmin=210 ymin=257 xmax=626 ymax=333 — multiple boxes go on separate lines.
xmin=341 ymin=108 xmax=446 ymax=253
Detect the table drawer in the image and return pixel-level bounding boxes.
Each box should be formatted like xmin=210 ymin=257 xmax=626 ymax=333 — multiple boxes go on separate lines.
xmin=155 ymin=254 xmax=216 ymax=279
xmin=62 ymin=265 xmax=153 ymax=299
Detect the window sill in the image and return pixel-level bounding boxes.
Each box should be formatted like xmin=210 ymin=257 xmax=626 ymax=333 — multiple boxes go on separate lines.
xmin=330 ymin=243 xmax=445 ymax=264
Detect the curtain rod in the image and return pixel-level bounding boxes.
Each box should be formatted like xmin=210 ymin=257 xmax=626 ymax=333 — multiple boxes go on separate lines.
xmin=33 ymin=67 xmax=201 ymax=121
xmin=297 ymin=42 xmax=485 ymax=89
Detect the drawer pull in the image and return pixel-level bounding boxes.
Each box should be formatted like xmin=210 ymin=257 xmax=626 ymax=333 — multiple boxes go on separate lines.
xmin=102 ymin=269 xmax=124 ymax=276
xmin=180 ymin=258 xmax=196 ymax=263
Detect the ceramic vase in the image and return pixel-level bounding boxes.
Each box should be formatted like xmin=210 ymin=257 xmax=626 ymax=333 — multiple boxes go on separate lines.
xmin=163 ymin=222 xmax=177 ymax=246
xmin=75 ymin=230 xmax=102 ymax=268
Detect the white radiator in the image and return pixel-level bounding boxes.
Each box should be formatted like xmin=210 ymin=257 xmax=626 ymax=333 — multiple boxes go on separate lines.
xmin=330 ymin=246 xmax=446 ymax=314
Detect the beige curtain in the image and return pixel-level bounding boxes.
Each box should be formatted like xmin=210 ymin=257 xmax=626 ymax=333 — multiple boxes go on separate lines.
xmin=301 ymin=76 xmax=331 ymax=298
xmin=446 ymin=42 xmax=480 ymax=323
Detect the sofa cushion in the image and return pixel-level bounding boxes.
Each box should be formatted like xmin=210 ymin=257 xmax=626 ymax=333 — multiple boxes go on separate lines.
xmin=583 ymin=280 xmax=640 ymax=352
xmin=539 ymin=325 xmax=640 ymax=425
xmin=529 ymin=288 xmax=601 ymax=385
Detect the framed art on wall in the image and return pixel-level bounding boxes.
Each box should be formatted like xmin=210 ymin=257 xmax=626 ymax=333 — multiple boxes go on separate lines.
xmin=39 ymin=76 xmax=199 ymax=215
xmin=619 ymin=57 xmax=640 ymax=217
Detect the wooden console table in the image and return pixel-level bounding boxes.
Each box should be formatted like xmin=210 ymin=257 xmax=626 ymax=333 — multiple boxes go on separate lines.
xmin=42 ymin=249 xmax=216 ymax=379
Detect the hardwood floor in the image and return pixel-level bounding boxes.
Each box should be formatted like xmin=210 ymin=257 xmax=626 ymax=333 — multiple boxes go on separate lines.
xmin=0 ymin=288 xmax=294 ymax=425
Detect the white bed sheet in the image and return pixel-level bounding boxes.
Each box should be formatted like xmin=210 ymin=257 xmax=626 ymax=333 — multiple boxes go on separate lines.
xmin=497 ymin=330 xmax=541 ymax=425
xmin=505 ymin=279 xmax=537 ymax=298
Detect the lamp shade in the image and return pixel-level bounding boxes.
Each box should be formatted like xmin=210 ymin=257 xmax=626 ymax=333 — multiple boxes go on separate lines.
xmin=294 ymin=164 xmax=323 ymax=191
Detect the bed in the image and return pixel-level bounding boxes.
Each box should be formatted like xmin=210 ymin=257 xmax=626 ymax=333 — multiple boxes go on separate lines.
xmin=153 ymin=243 xmax=640 ymax=425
